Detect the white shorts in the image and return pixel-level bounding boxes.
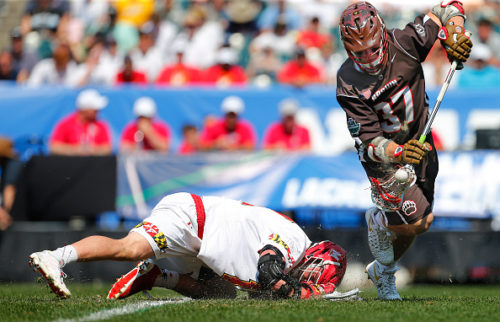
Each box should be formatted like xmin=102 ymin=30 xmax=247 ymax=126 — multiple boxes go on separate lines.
xmin=130 ymin=193 xmax=204 ymax=278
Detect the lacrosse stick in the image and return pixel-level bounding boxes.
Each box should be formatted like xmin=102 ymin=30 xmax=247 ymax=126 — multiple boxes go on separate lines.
xmin=322 ymin=288 xmax=361 ymax=301
xmin=371 ymin=60 xmax=459 ymax=211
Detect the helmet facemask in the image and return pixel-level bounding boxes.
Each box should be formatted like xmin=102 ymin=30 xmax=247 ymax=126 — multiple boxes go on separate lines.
xmin=340 ymin=1 xmax=389 ymax=75
xmin=348 ymin=32 xmax=388 ymax=75
xmin=293 ymin=256 xmax=340 ymax=284
xmin=291 ymin=241 xmax=347 ymax=286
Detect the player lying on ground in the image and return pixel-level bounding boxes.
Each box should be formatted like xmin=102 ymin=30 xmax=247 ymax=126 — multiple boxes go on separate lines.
xmin=29 ymin=192 xmax=348 ymax=300
xmin=337 ymin=1 xmax=472 ymax=300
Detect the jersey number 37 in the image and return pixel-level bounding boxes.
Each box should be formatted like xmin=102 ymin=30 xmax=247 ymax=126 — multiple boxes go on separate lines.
xmin=374 ymin=86 xmax=414 ymax=133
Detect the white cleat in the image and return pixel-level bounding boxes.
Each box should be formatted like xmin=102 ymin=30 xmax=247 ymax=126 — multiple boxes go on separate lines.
xmin=29 ymin=251 xmax=71 ymax=298
xmin=365 ymin=260 xmax=401 ymax=300
xmin=365 ymin=208 xmax=394 ymax=265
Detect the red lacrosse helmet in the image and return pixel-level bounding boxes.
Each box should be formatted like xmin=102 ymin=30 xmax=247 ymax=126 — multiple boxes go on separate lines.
xmin=339 ymin=1 xmax=388 ymax=75
xmin=292 ymin=241 xmax=347 ymax=286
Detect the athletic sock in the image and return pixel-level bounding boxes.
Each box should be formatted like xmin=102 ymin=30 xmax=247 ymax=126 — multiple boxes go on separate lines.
xmin=154 ymin=269 xmax=179 ymax=289
xmin=51 ymin=245 xmax=78 ymax=267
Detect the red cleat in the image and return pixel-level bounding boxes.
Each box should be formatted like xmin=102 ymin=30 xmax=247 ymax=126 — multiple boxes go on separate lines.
xmin=107 ymin=259 xmax=161 ymax=299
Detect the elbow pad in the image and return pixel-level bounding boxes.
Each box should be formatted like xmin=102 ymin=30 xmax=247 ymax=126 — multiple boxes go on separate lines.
xmin=366 ymin=136 xmax=392 ymax=163
xmin=431 ymin=1 xmax=466 ymax=25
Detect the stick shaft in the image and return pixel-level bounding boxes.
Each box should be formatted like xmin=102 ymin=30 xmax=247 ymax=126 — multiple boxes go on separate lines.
xmin=419 ymin=60 xmax=458 ymax=143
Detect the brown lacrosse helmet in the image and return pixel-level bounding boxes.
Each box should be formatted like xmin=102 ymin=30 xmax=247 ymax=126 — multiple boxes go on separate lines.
xmin=339 ymin=1 xmax=388 ymax=74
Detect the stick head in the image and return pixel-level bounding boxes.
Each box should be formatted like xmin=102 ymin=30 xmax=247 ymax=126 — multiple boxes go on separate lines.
xmin=370 ymin=165 xmax=416 ymax=211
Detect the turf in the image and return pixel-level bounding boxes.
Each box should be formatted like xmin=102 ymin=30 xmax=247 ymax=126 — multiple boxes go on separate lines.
xmin=0 ymin=283 xmax=498 ymax=321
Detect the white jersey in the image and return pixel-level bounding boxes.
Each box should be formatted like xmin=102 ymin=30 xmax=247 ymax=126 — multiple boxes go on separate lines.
xmin=131 ymin=192 xmax=312 ymax=290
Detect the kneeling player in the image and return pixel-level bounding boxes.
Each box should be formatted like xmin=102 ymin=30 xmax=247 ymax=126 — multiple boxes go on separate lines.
xmin=29 ymin=192 xmax=348 ymax=300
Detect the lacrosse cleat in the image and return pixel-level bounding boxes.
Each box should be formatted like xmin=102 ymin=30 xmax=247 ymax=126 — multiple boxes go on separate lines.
xmin=29 ymin=250 xmax=71 ymax=298
xmin=365 ymin=207 xmax=394 ymax=266
xmin=365 ymin=260 xmax=401 ymax=300
xmin=107 ymin=259 xmax=161 ymax=299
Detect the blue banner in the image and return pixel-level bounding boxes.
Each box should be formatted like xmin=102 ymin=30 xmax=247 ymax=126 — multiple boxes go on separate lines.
xmin=116 ymin=151 xmax=500 ymax=220
xmin=1 ymin=85 xmax=499 ymax=156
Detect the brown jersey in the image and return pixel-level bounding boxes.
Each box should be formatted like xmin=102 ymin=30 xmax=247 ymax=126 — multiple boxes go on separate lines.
xmin=337 ymin=14 xmax=440 ymax=210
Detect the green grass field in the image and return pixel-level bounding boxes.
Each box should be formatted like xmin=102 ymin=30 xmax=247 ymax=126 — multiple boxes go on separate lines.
xmin=1 ymin=283 xmax=499 ymax=321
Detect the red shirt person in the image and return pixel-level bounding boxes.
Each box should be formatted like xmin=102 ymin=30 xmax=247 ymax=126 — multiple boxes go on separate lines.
xmin=203 ymin=47 xmax=247 ymax=86
xmin=50 ymin=89 xmax=112 ymax=155
xmin=156 ymin=41 xmax=202 ymax=86
xmin=200 ymin=96 xmax=256 ymax=151
xmin=263 ymin=98 xmax=311 ymax=151
xmin=297 ymin=16 xmax=331 ymax=49
xmin=178 ymin=124 xmax=200 ymax=155
xmin=120 ymin=97 xmax=171 ymax=152
xmin=277 ymin=48 xmax=323 ymax=87
xmin=115 ymin=55 xmax=148 ymax=84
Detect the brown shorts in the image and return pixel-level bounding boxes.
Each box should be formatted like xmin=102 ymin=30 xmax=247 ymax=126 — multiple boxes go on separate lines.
xmin=384 ymin=182 xmax=433 ymax=225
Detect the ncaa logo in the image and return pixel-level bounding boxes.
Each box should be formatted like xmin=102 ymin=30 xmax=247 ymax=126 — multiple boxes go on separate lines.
xmin=402 ymin=200 xmax=417 ymax=216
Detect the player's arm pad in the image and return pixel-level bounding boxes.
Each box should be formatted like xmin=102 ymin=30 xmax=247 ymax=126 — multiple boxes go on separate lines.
xmin=366 ymin=136 xmax=392 ymax=163
xmin=431 ymin=1 xmax=466 ymax=25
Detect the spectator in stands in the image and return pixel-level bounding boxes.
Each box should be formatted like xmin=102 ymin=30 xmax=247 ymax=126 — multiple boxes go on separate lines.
xmin=257 ymin=0 xmax=302 ymax=31
xmin=178 ymin=124 xmax=200 ymax=155
xmin=293 ymin=0 xmax=341 ymax=30
xmin=312 ymin=39 xmax=345 ymax=86
xmin=69 ymin=0 xmax=110 ymax=30
xmin=457 ymin=43 xmax=500 ymax=89
xmin=263 ymin=99 xmax=310 ymax=151
xmin=474 ymin=18 xmax=500 ymax=67
xmin=27 ymin=42 xmax=80 ymax=86
xmin=21 ymin=0 xmax=70 ymax=37
xmin=155 ymin=40 xmax=202 ymax=86
xmin=129 ymin=22 xmax=164 ymax=82
xmin=0 ymin=51 xmax=17 ymax=81
xmin=113 ymin=0 xmax=155 ymax=53
xmin=200 ymin=96 xmax=257 ymax=151
xmin=225 ymin=0 xmax=261 ymax=35
xmin=203 ymin=47 xmax=247 ymax=86
xmin=0 ymin=137 xmax=23 ymax=231
xmin=422 ymin=41 xmax=450 ymax=89
xmin=246 ymin=45 xmax=282 ymax=85
xmin=49 ymin=89 xmax=112 ymax=155
xmin=153 ymin=11 xmax=178 ymax=61
xmin=431 ymin=130 xmax=444 ymax=151
xmin=71 ymin=40 xmax=106 ymax=86
xmin=115 ymin=55 xmax=148 ymax=85
xmin=297 ymin=16 xmax=331 ymax=50
xmin=9 ymin=27 xmax=39 ymax=83
xmin=250 ymin=19 xmax=296 ymax=63
xmin=277 ymin=48 xmax=323 ymax=87
xmin=120 ymin=97 xmax=171 ymax=153
xmin=93 ymin=36 xmax=123 ymax=85
xmin=172 ymin=6 xmax=224 ymax=69
xmin=85 ymin=6 xmax=118 ymax=46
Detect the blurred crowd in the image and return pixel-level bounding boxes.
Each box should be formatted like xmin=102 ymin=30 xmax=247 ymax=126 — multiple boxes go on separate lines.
xmin=1 ymin=0 xmax=500 ymax=89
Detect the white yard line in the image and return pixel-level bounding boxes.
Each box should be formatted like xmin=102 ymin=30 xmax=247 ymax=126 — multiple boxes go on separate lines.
xmin=56 ymin=299 xmax=190 ymax=322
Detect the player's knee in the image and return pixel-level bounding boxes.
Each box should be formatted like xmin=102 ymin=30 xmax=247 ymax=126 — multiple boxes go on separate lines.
xmin=116 ymin=233 xmax=154 ymax=260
